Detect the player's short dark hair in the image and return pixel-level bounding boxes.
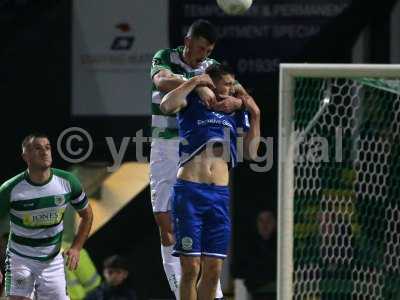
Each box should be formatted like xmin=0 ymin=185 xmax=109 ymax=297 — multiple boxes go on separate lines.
xmin=186 ymin=19 xmax=218 ymax=44
xmin=103 ymin=254 xmax=129 ymax=271
xmin=21 ymin=133 xmax=49 ymax=153
xmin=205 ymin=63 xmax=234 ymax=82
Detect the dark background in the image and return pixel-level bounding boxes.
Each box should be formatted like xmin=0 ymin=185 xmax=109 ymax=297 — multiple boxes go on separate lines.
xmin=0 ymin=0 xmax=398 ymax=298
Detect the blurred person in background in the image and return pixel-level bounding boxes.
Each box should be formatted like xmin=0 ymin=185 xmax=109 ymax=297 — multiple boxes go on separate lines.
xmin=242 ymin=210 xmax=277 ymax=300
xmin=85 ymin=254 xmax=137 ymax=300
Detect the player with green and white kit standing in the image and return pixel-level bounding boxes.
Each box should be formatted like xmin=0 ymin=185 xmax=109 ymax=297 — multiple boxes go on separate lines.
xmin=0 ymin=133 xmax=93 ymax=300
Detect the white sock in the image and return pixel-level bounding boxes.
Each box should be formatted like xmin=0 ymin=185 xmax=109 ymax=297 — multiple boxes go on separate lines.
xmin=215 ymin=279 xmax=224 ymax=298
xmin=161 ymin=245 xmax=181 ymax=299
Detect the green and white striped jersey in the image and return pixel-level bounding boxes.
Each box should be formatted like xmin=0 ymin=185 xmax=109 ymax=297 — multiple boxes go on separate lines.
xmin=0 ymin=168 xmax=88 ymax=261
xmin=150 ymin=46 xmax=218 ymax=139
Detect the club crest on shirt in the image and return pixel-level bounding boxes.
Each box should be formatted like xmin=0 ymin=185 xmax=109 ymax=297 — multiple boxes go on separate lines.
xmin=181 ymin=237 xmax=193 ymax=251
xmin=54 ymin=195 xmax=65 ymax=206
xmin=16 ymin=277 xmax=27 ymax=287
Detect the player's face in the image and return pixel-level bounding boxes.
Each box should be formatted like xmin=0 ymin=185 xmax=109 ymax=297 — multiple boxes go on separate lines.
xmin=214 ymin=74 xmax=235 ymax=97
xmin=103 ymin=268 xmax=128 ymax=287
xmin=257 ymin=211 xmax=276 ymax=240
xmin=184 ymin=36 xmax=215 ymax=68
xmin=23 ymin=137 xmax=52 ymax=170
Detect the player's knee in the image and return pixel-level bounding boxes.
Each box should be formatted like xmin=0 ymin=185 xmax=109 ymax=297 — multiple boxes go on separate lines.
xmin=202 ymin=260 xmax=222 ymax=282
xmin=160 ymin=230 xmax=175 ymax=246
xmin=203 ymin=268 xmax=221 ymax=284
xmin=204 ymin=271 xmax=220 ymax=286
xmin=181 ymin=268 xmax=200 ymax=282
xmin=181 ymin=259 xmax=200 ymax=281
xmin=154 ymin=212 xmax=175 ymax=246
xmin=154 ymin=212 xmax=173 ymax=231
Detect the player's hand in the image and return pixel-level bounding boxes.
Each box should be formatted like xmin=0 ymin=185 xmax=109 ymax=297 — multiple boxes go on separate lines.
xmin=0 ymin=270 xmax=3 ymax=283
xmin=212 ymin=95 xmax=243 ymax=113
xmin=64 ymin=247 xmax=80 ymax=271
xmin=195 ymin=86 xmax=217 ymax=108
xmin=241 ymin=95 xmax=260 ymax=116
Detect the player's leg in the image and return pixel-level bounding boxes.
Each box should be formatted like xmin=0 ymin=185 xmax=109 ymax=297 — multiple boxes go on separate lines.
xmin=154 ymin=211 xmax=181 ymax=296
xmin=197 ymin=257 xmax=223 ymax=300
xmin=150 ymin=139 xmax=181 ymax=298
xmin=34 ymin=253 xmax=69 ymax=300
xmin=180 ymin=255 xmax=201 ymax=300
xmin=4 ymin=253 xmax=35 ymax=300
xmin=154 ymin=212 xmax=175 ymax=246
xmin=172 ymin=179 xmax=205 ymax=300
xmin=200 ymin=184 xmax=231 ymax=299
xmin=215 ymin=279 xmax=224 ymax=299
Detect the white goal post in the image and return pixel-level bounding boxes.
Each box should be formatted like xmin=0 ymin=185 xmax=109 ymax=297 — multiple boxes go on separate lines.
xmin=278 ymin=64 xmax=400 ymax=300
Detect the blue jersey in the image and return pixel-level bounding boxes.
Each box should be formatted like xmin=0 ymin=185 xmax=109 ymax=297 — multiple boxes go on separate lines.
xmin=177 ymin=93 xmax=250 ymax=168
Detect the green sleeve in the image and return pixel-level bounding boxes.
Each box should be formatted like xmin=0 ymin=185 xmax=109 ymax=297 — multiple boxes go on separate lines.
xmin=53 ymin=169 xmax=87 ymax=210
xmin=68 ymin=173 xmax=83 ymax=200
xmin=0 ymin=182 xmax=11 ymax=219
xmin=68 ymin=173 xmax=88 ymax=211
xmin=150 ymin=49 xmax=172 ymax=78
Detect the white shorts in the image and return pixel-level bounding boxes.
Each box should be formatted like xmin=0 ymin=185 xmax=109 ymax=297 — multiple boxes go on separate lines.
xmin=5 ymin=252 xmax=69 ymax=300
xmin=150 ymin=138 xmax=180 ymax=212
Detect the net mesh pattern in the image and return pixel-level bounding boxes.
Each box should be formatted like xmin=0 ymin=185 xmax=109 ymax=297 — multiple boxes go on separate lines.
xmin=292 ymin=77 xmax=400 ymax=299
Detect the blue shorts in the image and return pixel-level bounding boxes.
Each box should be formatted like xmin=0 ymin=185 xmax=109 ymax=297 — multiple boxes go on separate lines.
xmin=172 ymin=179 xmax=231 ymax=259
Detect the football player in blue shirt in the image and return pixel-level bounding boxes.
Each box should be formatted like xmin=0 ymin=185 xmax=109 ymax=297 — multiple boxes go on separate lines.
xmin=160 ymin=63 xmax=260 ymax=300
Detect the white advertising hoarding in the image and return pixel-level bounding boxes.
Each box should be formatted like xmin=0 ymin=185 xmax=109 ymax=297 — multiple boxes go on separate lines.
xmin=72 ymin=0 xmax=168 ymax=115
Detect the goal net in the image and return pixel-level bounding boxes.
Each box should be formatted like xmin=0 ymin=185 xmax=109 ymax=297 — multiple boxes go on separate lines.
xmin=278 ymin=64 xmax=400 ymax=300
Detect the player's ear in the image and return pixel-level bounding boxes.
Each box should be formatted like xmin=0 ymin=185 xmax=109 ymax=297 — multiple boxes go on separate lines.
xmin=184 ymin=36 xmax=191 ymax=48
xmin=21 ymin=152 xmax=28 ymax=164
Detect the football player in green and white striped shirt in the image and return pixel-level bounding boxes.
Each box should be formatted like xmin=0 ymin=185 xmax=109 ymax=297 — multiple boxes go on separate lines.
xmin=0 ymin=133 xmax=93 ymax=300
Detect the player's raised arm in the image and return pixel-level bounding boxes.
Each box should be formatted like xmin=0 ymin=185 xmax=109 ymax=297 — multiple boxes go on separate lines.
xmin=160 ymin=74 xmax=215 ymax=114
xmin=242 ymin=95 xmax=261 ymax=160
xmin=151 ymin=49 xmax=188 ymax=93
xmin=153 ymin=69 xmax=188 ymax=94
